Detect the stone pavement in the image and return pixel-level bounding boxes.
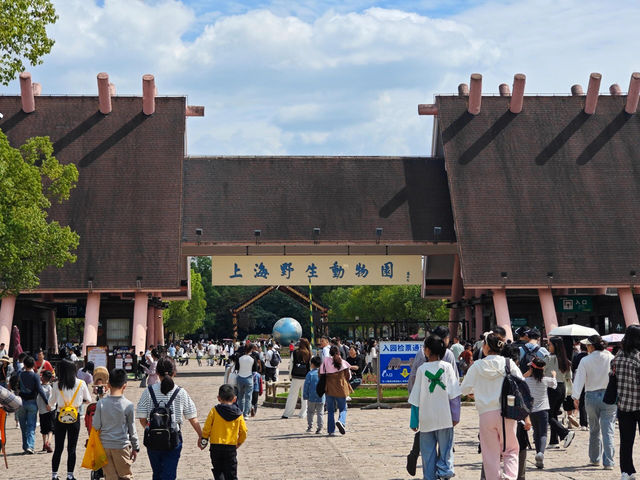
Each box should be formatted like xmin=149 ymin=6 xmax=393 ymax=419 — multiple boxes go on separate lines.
xmin=4 ymin=361 xmax=637 ymax=479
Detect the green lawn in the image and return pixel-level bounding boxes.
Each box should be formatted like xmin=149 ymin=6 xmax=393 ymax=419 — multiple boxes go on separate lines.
xmin=277 ymin=387 xmax=407 ymax=399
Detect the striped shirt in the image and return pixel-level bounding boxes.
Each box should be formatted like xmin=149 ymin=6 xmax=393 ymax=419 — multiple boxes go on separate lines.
xmin=611 ymin=350 xmax=640 ymax=412
xmin=0 ymin=385 xmax=22 ymax=412
xmin=525 ymin=376 xmax=557 ymax=412
xmin=136 ymin=383 xmax=197 ymax=430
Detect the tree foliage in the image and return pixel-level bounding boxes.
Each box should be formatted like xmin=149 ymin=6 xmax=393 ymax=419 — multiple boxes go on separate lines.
xmin=163 ymin=270 xmax=207 ymax=335
xmin=322 ymin=285 xmax=448 ymax=336
xmin=0 ymin=130 xmax=79 ymax=296
xmin=0 ymin=0 xmax=58 ymax=85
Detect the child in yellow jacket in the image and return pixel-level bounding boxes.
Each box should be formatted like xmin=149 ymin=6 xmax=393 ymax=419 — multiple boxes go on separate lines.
xmin=199 ymin=384 xmax=247 ymax=480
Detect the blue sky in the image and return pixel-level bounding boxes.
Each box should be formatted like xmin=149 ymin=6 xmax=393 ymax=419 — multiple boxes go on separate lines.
xmin=1 ymin=0 xmax=638 ymax=156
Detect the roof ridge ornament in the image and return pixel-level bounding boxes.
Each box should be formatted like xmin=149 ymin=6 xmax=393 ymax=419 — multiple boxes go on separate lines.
xmin=509 ymin=74 xmax=526 ymax=114
xmin=625 ymin=72 xmax=640 ymax=114
xmin=468 ymin=73 xmax=482 ymax=115
xmin=584 ymin=72 xmax=602 ymax=115
xmin=19 ymin=72 xmax=35 ymax=113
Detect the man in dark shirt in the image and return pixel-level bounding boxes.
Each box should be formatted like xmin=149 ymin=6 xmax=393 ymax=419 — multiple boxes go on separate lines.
xmin=16 ymin=356 xmax=48 ymax=454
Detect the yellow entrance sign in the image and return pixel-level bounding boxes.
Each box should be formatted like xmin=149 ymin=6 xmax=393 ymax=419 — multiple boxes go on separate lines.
xmin=211 ymin=255 xmax=423 ymax=286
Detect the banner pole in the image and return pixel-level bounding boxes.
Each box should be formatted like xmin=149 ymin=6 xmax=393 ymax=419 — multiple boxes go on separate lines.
xmin=309 ymin=278 xmax=315 ymax=350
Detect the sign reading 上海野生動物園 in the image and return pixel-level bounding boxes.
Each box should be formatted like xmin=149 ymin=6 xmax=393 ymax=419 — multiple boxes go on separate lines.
xmin=211 ymin=255 xmax=423 ymax=286
xmin=379 ymin=341 xmax=423 ymax=384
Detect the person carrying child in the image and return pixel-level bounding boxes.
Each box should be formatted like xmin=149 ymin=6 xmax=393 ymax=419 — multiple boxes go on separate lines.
xmin=37 ymin=370 xmax=55 ymax=453
xmin=303 ymin=356 xmax=325 ymax=434
xmin=199 ymin=384 xmax=248 ymax=480
xmin=92 ymin=368 xmax=140 ymax=480
xmin=524 ymin=357 xmax=557 ymax=469
xmin=408 ymin=335 xmax=461 ymax=480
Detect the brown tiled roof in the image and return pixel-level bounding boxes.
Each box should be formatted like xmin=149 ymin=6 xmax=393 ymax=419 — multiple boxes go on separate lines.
xmin=437 ymin=95 xmax=640 ymax=287
xmin=182 ymin=156 xmax=455 ymax=244
xmin=0 ymin=96 xmax=186 ymax=290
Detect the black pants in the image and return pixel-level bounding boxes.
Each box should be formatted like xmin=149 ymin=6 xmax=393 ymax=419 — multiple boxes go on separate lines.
xmin=210 ymin=444 xmax=238 ymax=480
xmin=579 ymin=390 xmax=588 ymax=427
xmin=251 ymin=391 xmax=259 ymax=410
xmin=265 ymin=367 xmax=276 ymax=382
xmin=52 ymin=419 xmax=80 ymax=474
xmin=618 ymin=410 xmax=640 ymax=475
xmin=548 ymin=383 xmax=569 ymax=444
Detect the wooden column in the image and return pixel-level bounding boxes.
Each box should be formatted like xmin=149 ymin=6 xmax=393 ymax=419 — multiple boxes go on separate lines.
xmin=0 ymin=295 xmax=16 ymax=353
xmin=448 ymin=255 xmax=464 ymax=337
xmin=492 ymin=289 xmax=513 ymax=341
xmin=538 ymin=288 xmax=559 ymax=334
xmin=132 ymin=293 xmax=148 ymax=355
xmin=619 ymin=288 xmax=639 ymax=326
xmin=83 ymin=293 xmax=100 ymax=356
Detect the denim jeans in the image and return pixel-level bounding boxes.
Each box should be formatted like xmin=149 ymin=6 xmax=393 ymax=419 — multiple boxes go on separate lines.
xmin=236 ymin=375 xmax=253 ymax=417
xmin=530 ymin=410 xmax=549 ymax=454
xmin=147 ymin=440 xmax=182 ymax=480
xmin=585 ymin=389 xmax=617 ymax=467
xmin=325 ymin=395 xmax=347 ymax=434
xmin=420 ymin=428 xmax=454 ymax=480
xmin=17 ymin=399 xmax=38 ymax=451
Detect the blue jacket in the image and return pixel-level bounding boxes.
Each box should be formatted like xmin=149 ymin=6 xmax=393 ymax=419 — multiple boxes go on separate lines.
xmin=303 ymin=369 xmax=325 ymax=403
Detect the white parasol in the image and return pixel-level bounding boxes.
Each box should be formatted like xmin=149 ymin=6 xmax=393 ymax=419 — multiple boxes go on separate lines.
xmin=602 ymin=333 xmax=625 ymax=343
xmin=548 ymin=324 xmax=599 ymax=337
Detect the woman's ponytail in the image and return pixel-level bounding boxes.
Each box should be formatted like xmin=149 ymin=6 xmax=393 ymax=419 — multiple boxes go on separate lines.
xmin=330 ymin=345 xmax=342 ymax=369
xmin=156 ymin=357 xmax=176 ymax=395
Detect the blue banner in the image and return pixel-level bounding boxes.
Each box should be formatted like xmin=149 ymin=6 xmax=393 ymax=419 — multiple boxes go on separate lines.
xmin=379 ymin=341 xmax=422 ymax=384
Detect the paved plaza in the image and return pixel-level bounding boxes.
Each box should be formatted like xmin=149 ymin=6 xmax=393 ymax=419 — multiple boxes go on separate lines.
xmin=4 ymin=361 xmax=637 ymax=480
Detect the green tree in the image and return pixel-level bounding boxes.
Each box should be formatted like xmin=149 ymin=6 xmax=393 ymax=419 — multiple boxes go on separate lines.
xmin=163 ymin=270 xmax=207 ymax=336
xmin=322 ymin=285 xmax=448 ymax=337
xmin=0 ymin=131 xmax=79 ymax=296
xmin=0 ymin=0 xmax=58 ymax=85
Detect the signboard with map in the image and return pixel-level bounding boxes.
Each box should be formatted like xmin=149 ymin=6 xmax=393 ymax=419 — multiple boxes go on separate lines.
xmin=379 ymin=341 xmax=422 ymax=384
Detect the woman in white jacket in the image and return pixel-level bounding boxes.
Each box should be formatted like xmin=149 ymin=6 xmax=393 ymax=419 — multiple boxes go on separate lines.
xmin=461 ymin=331 xmax=523 ymax=480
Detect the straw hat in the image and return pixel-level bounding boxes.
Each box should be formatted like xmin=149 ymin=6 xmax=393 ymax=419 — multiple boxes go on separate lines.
xmin=92 ymin=366 xmax=109 ymax=385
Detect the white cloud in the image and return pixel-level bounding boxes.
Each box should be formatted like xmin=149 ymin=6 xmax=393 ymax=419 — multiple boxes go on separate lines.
xmin=1 ymin=0 xmax=638 ymax=155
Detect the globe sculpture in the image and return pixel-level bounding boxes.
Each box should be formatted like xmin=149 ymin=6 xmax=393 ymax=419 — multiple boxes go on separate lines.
xmin=272 ymin=317 xmax=302 ymax=345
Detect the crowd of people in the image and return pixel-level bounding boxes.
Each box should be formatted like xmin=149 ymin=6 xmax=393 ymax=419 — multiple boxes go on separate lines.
xmin=1 ymin=325 xmax=639 ymax=480
xmin=406 ymin=324 xmax=640 ymax=480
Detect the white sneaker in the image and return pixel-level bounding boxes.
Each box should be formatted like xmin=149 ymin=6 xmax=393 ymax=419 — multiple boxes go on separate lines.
xmin=563 ymin=430 xmax=575 ymax=448
xmin=620 ymin=473 xmax=633 ymax=480
xmin=535 ymin=452 xmax=544 ymax=469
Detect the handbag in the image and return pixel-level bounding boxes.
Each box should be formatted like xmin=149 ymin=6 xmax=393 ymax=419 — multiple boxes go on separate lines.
xmin=603 ymin=373 xmax=617 ymax=405
xmin=315 ymin=373 xmax=326 ymax=397
xmin=81 ymin=427 xmax=108 ymax=471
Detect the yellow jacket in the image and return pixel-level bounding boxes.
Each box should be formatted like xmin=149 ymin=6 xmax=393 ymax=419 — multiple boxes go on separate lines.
xmin=202 ymin=404 xmax=247 ymax=446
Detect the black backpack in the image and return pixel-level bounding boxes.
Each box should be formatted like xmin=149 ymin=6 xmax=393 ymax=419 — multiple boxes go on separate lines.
xmin=143 ymin=386 xmax=181 ymax=451
xmin=519 ymin=345 xmax=540 ymax=374
xmin=291 ymin=351 xmax=309 ymax=378
xmin=500 ymin=362 xmax=533 ymax=451
xmin=270 ymin=350 xmax=281 ymax=367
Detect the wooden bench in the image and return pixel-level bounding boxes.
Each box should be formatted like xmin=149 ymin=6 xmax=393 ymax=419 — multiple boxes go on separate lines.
xmin=265 ymin=381 xmax=291 ymax=401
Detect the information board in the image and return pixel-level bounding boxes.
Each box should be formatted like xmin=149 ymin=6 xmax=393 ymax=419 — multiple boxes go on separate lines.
xmin=378 ymin=341 xmax=423 ymax=384
xmin=86 ymin=346 xmax=108 ymax=369
xmin=112 ymin=346 xmax=136 ymax=373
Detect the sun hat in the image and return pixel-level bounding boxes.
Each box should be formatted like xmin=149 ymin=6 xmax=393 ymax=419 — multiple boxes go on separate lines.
xmin=580 ymin=334 xmax=603 ymax=345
